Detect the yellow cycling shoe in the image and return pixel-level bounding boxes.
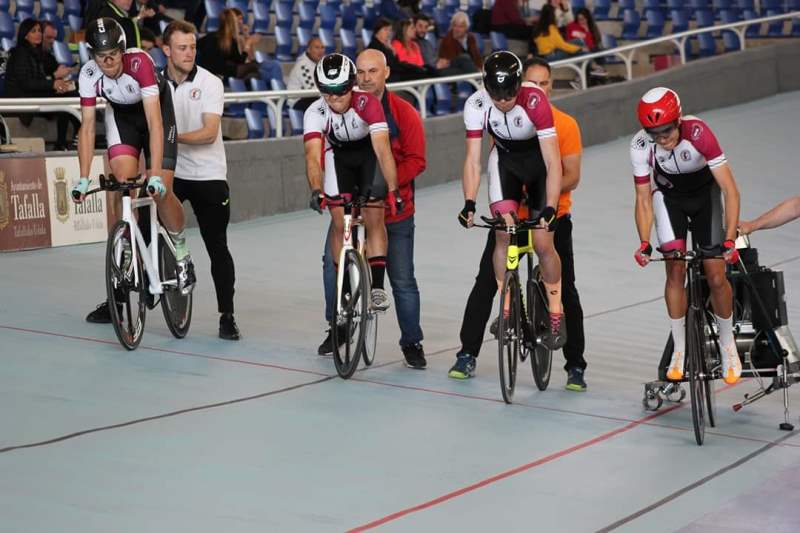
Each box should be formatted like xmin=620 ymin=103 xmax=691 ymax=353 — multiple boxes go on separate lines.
xmin=666 ymin=351 xmax=684 ymax=381
xmin=722 ymin=342 xmax=742 ymax=385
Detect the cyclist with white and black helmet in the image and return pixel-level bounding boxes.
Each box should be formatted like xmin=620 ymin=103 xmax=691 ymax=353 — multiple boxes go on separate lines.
xmin=73 ymin=18 xmax=195 ymax=323
xmin=457 ymin=51 xmax=566 ymax=357
xmin=303 ymin=53 xmax=403 ymax=312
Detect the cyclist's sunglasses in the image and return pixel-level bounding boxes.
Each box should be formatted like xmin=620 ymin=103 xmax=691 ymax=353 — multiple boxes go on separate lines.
xmin=645 ymin=121 xmax=679 ymax=141
xmin=94 ymin=49 xmax=122 ymax=63
xmin=319 ymin=85 xmax=352 ymax=97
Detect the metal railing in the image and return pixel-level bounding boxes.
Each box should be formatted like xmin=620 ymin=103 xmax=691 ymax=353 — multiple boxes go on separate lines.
xmin=0 ymin=11 xmax=797 ymax=138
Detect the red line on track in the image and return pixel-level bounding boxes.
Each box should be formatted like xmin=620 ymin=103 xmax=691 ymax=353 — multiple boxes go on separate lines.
xmin=0 ymin=324 xmax=330 ymax=377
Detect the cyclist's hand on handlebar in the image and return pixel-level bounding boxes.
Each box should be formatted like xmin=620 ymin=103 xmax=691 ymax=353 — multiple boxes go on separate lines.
xmin=458 ymin=199 xmax=476 ymax=228
xmin=309 ymin=189 xmax=324 ymax=214
xmin=634 ymin=240 xmax=653 ymax=267
xmin=387 ymin=189 xmax=404 ymax=217
xmin=70 ymin=177 xmax=90 ymax=203
xmin=537 ymin=206 xmax=557 ymax=232
xmin=722 ymin=239 xmax=740 ymax=265
xmin=146 ymin=175 xmax=167 ymax=198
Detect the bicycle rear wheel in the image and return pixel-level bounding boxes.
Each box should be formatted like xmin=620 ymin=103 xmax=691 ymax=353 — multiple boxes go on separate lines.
xmin=498 ymin=270 xmax=520 ymax=404
xmin=332 ymin=249 xmax=368 ymax=379
xmin=159 ymin=234 xmax=192 ymax=338
xmin=687 ymin=307 xmax=706 ymax=445
xmin=106 ymin=220 xmax=147 ymax=350
xmin=528 ymin=272 xmax=553 ymax=391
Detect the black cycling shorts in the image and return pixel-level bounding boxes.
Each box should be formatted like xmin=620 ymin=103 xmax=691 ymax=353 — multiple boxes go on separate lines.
xmin=653 ymin=180 xmax=725 ymax=253
xmin=322 ymin=137 xmax=386 ymax=201
xmin=487 ymin=146 xmax=547 ymax=218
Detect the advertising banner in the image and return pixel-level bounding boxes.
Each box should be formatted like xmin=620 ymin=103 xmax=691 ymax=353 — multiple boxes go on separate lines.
xmin=45 ymin=155 xmax=109 ymax=247
xmin=0 ymin=157 xmax=51 ymax=252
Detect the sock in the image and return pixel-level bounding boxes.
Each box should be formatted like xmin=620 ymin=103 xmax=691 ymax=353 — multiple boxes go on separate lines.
xmin=169 ymin=229 xmax=189 ymax=261
xmin=368 ymin=256 xmax=387 ymax=290
xmin=715 ymin=313 xmax=735 ymax=348
xmin=670 ymin=316 xmax=686 ymax=355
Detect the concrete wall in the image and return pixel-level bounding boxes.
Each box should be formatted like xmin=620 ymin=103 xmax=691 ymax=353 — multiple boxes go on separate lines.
xmin=216 ymin=40 xmax=800 ymax=224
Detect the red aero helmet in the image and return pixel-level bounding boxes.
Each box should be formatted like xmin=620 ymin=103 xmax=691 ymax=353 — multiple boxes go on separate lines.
xmin=637 ymin=87 xmax=682 ymax=129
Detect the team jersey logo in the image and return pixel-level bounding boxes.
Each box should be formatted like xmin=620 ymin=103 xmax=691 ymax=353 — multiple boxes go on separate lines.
xmin=190 ymin=88 xmax=202 ymax=100
xmin=680 ymin=150 xmax=691 ymax=161
xmin=513 ymin=116 xmax=523 ymax=128
xmin=86 ymin=66 xmax=95 ymax=77
xmin=474 ymin=97 xmax=484 ymax=109
xmin=527 ymin=93 xmax=540 ymax=109
xmin=131 ymin=57 xmax=142 ymax=72
xmin=357 ymin=95 xmax=367 ymax=111
xmin=691 ymin=123 xmax=703 ymax=140
xmin=633 ymin=135 xmax=647 ymax=150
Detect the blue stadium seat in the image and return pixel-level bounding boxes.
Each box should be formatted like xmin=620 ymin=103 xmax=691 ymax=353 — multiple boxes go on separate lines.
xmin=593 ymin=0 xmax=611 ymax=20
xmin=666 ymin=0 xmax=687 ymax=16
xmin=341 ymin=28 xmax=357 ymax=58
xmin=0 ymin=12 xmax=13 ymax=40
xmin=719 ymin=9 xmax=741 ymax=23
xmin=621 ymin=9 xmax=641 ymax=39
xmin=297 ymin=26 xmax=313 ymax=47
xmin=245 ymin=108 xmax=266 ymax=138
xmin=52 ymin=41 xmax=76 ymax=66
xmin=275 ymin=26 xmax=293 ymax=61
xmin=433 ymin=8 xmax=449 ymax=33
xmin=420 ymin=0 xmax=436 ymax=16
xmin=149 ymin=47 xmax=167 ymax=69
xmin=362 ymin=5 xmax=377 ymax=32
xmin=78 ymin=41 xmax=90 ymax=64
xmin=695 ymin=9 xmax=714 ymax=27
xmin=226 ymin=0 xmax=249 ymax=14
xmin=248 ymin=78 xmax=268 ymax=117
xmin=690 ymin=0 xmax=711 ymax=11
xmin=763 ymin=0 xmax=784 ymax=12
xmin=572 ymin=0 xmax=586 ymax=8
xmin=490 ymin=31 xmax=508 ymax=51
xmin=64 ymin=0 xmax=81 ymax=17
xmin=340 ymin=5 xmax=357 ymax=31
xmin=14 ymin=0 xmax=34 ymax=21
xmin=670 ymin=9 xmax=690 ymax=32
xmin=618 ymin=0 xmax=636 ymax=14
xmin=326 ymin=0 xmax=342 ymax=11
xmin=697 ymin=32 xmax=717 ymax=56
xmin=39 ymin=0 xmax=58 ymax=17
xmin=275 ymin=2 xmax=294 ymax=29
xmin=289 ymin=108 xmax=304 ymax=136
xmin=787 ymin=0 xmax=800 ymax=11
xmin=320 ymin=4 xmax=337 ymax=30
xmin=299 ymin=2 xmax=316 ymax=29
xmin=645 ymin=10 xmax=665 ymax=38
xmin=736 ymin=0 xmax=754 ymax=10
xmin=320 ymin=27 xmax=337 ymax=53
xmin=792 ymin=17 xmax=800 ymax=38
xmin=643 ymin=0 xmax=662 ymax=14
xmin=766 ymin=10 xmax=785 ymax=37
xmin=225 ymin=77 xmax=248 ymax=117
xmin=1 ymin=37 xmax=13 ymax=51
xmin=444 ymin=0 xmax=460 ymax=16
xmin=742 ymin=9 xmax=762 ymax=37
xmin=67 ymin=14 xmax=83 ymax=33
xmin=712 ymin=0 xmax=734 ymax=13
xmin=467 ymin=0 xmax=483 ymax=16
xmin=722 ymin=29 xmax=740 ymax=51
xmin=0 ymin=0 xmax=9 ymax=12
xmin=253 ymin=2 xmax=270 ymax=33
xmin=205 ymin=0 xmax=223 ymax=32
xmin=475 ymin=33 xmax=485 ymax=54
xmin=433 ymin=83 xmax=451 ymax=115
xmin=361 ymin=28 xmax=373 ymax=45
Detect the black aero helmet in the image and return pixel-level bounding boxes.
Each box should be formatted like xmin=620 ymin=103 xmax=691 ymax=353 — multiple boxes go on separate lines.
xmin=482 ymin=51 xmax=523 ymax=101
xmin=314 ymin=53 xmax=357 ymax=96
xmin=86 ymin=17 xmax=127 ymax=55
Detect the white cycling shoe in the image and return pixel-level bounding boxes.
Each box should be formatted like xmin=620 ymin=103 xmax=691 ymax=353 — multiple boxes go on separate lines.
xmin=667 ymin=351 xmax=685 ymax=381
xmin=721 ymin=341 xmax=742 ymax=385
xmin=370 ymin=288 xmax=390 ymax=312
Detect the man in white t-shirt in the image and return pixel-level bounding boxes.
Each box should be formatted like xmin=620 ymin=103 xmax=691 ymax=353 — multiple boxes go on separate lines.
xmin=287 ymin=37 xmax=325 ymax=112
xmin=162 ymin=20 xmax=240 ymax=340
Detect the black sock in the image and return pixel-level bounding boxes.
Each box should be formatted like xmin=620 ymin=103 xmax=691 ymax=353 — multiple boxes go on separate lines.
xmin=368 ymin=256 xmax=387 ymax=290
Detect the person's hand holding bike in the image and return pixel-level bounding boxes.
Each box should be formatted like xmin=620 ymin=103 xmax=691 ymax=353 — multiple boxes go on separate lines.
xmin=458 ymin=199 xmax=476 ymax=228
xmin=386 ymin=189 xmax=404 ymax=217
xmin=309 ymin=189 xmax=324 ymax=214
xmin=70 ymin=177 xmax=91 ymax=203
xmin=537 ymin=206 xmax=557 ymax=232
xmin=146 ymin=175 xmax=167 ymax=199
xmin=721 ymin=239 xmax=739 ymax=265
xmin=634 ymin=240 xmax=653 ymax=267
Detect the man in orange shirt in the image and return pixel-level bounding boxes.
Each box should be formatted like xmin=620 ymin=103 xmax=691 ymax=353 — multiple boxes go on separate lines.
xmin=449 ymin=57 xmax=587 ymax=391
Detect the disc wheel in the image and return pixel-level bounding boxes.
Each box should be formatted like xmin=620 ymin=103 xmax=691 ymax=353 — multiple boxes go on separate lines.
xmin=158 ymin=235 xmax=193 ymax=338
xmin=106 ymin=220 xmax=147 ymax=350
xmin=528 ymin=275 xmax=553 ymax=391
xmin=332 ymin=249 xmax=368 ymax=379
xmin=687 ymin=308 xmax=706 ymax=445
xmin=498 ymin=270 xmax=520 ymax=404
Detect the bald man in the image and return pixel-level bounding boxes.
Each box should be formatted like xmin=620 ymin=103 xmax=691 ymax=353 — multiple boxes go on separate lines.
xmin=317 ymin=49 xmax=429 ymax=369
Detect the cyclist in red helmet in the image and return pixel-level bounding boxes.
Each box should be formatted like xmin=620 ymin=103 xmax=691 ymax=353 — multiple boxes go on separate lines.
xmin=631 ymin=87 xmax=742 ymax=384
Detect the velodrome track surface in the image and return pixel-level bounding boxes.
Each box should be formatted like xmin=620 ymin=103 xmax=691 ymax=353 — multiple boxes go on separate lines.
xmin=1 ymin=91 xmax=799 ymax=532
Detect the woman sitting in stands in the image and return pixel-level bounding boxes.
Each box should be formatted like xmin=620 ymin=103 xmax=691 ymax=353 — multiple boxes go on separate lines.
xmin=368 ymin=17 xmax=427 ymax=82
xmin=566 ymin=8 xmax=608 ymax=75
xmin=4 ymin=18 xmax=78 ymax=150
xmin=532 ymin=4 xmax=586 ymax=61
xmin=197 ymin=8 xmax=259 ymax=80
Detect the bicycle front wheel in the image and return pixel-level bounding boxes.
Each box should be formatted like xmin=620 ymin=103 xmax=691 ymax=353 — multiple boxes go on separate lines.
xmin=159 ymin=235 xmax=192 ymax=338
xmin=106 ymin=220 xmax=147 ymax=350
xmin=332 ymin=249 xmax=368 ymax=379
xmin=687 ymin=307 xmax=706 ymax=445
xmin=528 ymin=272 xmax=553 ymax=391
xmin=498 ymin=270 xmax=520 ymax=404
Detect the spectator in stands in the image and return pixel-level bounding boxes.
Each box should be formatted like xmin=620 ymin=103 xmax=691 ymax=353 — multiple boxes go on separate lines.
xmin=230 ymin=7 xmax=261 ymax=62
xmin=139 ymin=27 xmax=158 ymax=51
xmin=197 ymin=8 xmax=259 ymax=80
xmin=413 ymin=14 xmax=438 ymax=68
xmin=491 ymin=0 xmax=535 ymax=40
xmin=4 ymin=19 xmax=78 ymax=150
xmin=533 ymin=4 xmax=585 ymax=61
xmin=287 ymin=37 xmax=325 ymax=113
xmin=368 ymin=17 xmax=427 ymax=82
xmin=438 ymin=11 xmax=483 ymax=72
xmin=392 ymin=19 xmax=426 ymax=67
xmin=84 ymin=0 xmax=150 ymax=48
xmin=566 ymin=8 xmax=607 ymax=76
xmin=141 ymin=0 xmax=175 ymax=38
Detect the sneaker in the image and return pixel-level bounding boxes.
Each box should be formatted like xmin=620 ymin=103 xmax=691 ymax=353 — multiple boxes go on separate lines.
xmin=370 ymin=288 xmax=391 ymax=312
xmin=219 ymin=313 xmax=241 ymax=340
xmin=566 ymin=368 xmax=587 ymax=392
xmin=590 ymin=65 xmax=609 ymax=77
xmin=85 ymin=301 xmax=112 ymax=324
xmin=569 ymin=80 xmax=582 ymax=90
xmin=402 ymin=343 xmax=427 ymax=369
xmin=721 ymin=341 xmax=742 ymax=385
xmin=667 ymin=351 xmax=685 ymax=381
xmin=176 ymin=256 xmax=197 ymax=295
xmin=317 ymin=325 xmax=347 ymax=355
xmin=489 ymin=316 xmax=499 ymax=338
xmin=541 ymin=312 xmax=567 ymax=350
xmin=448 ymin=352 xmax=476 ymax=379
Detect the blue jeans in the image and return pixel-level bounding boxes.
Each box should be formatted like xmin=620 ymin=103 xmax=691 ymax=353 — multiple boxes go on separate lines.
xmin=323 ymin=216 xmax=423 ymax=347
xmin=544 ymin=39 xmax=585 ymax=61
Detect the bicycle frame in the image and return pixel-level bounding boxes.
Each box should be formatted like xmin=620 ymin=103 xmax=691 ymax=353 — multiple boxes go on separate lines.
xmin=120 ymin=191 xmax=175 ymax=296
xmin=334 ymin=203 xmax=368 ymax=319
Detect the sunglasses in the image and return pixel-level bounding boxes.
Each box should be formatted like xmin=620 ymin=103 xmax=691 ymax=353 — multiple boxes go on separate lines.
xmin=94 ymin=49 xmax=122 ymax=63
xmin=645 ymin=122 xmax=678 ymax=142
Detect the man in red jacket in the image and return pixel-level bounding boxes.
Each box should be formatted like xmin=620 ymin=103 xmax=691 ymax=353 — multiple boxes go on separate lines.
xmin=317 ymin=48 xmax=428 ymax=369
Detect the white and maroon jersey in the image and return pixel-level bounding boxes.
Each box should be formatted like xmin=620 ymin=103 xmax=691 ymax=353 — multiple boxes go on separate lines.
xmin=302 ymin=90 xmax=388 ymax=148
xmin=630 ymin=116 xmax=727 ymax=194
xmin=79 ymin=49 xmax=162 ymax=109
xmin=463 ymin=83 xmax=556 ymax=152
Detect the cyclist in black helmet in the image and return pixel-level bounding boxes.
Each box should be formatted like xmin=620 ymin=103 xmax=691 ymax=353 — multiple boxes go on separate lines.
xmin=73 ymin=17 xmax=195 ymax=324
xmin=303 ymin=53 xmax=403 ymax=313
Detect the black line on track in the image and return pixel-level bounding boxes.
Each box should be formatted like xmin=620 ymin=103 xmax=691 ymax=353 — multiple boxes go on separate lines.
xmin=594 ymin=430 xmax=799 ymax=532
